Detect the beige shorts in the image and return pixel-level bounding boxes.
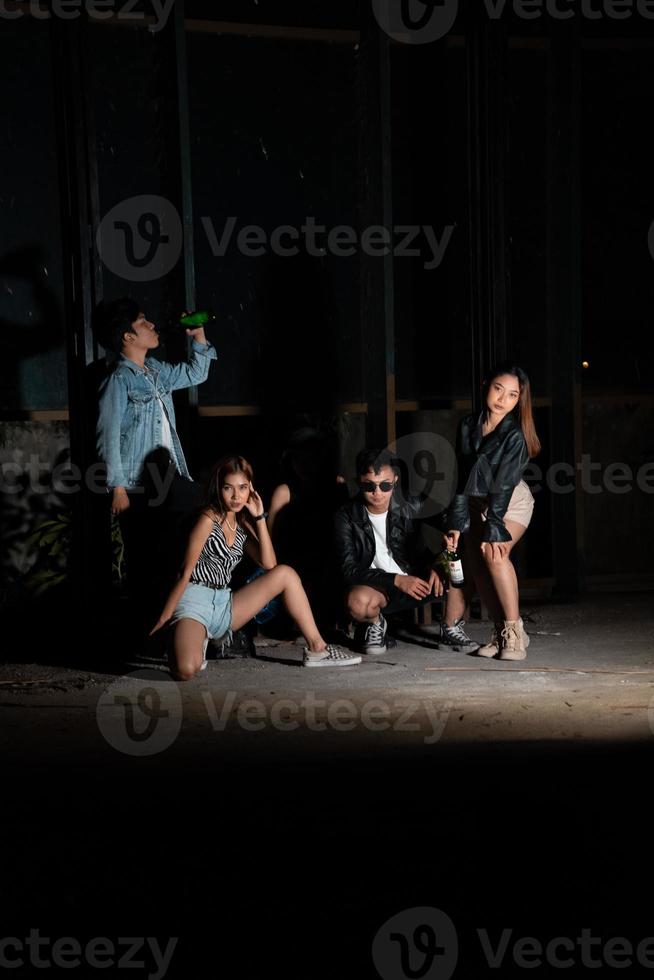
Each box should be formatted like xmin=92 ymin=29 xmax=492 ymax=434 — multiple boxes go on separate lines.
xmin=469 ymin=479 xmax=534 ymax=534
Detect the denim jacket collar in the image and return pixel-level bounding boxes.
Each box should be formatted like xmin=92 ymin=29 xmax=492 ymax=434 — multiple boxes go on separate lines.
xmin=117 ymin=354 xmax=160 ymax=376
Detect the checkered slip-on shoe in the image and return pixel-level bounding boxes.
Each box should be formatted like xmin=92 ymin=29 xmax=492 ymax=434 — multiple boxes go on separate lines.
xmin=303 ymin=644 xmax=362 ymax=667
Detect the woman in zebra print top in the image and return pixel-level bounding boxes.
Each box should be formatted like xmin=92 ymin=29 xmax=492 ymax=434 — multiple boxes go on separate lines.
xmin=151 ymin=455 xmax=361 ymax=679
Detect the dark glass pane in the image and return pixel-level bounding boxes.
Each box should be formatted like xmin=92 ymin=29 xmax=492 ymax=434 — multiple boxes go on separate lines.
xmin=507 ymin=45 xmax=549 ymax=397
xmin=581 ymin=48 xmax=654 ymax=394
xmin=392 ymin=42 xmax=470 ymax=401
xmin=187 ymin=33 xmax=360 ymax=408
xmin=88 ymin=22 xmax=175 ymax=320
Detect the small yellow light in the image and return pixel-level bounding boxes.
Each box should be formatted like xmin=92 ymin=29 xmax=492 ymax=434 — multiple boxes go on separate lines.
xmin=582 ymin=360 xmax=590 ymax=369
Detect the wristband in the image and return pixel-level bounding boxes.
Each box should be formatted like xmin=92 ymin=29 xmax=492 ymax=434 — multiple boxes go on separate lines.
xmin=253 ymin=512 xmax=268 ymax=522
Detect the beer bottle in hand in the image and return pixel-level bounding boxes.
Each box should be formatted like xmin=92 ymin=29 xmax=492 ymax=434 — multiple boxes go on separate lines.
xmin=179 ymin=310 xmax=217 ymax=328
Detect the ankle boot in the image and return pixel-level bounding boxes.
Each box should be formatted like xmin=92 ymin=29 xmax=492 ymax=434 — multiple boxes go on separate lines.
xmin=498 ymin=619 xmax=527 ymax=661
xmin=477 ymin=622 xmax=503 ymax=657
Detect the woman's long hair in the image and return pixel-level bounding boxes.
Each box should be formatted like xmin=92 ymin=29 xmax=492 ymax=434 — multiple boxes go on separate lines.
xmin=482 ymin=362 xmax=541 ymax=458
xmin=204 ymin=455 xmax=254 ymax=525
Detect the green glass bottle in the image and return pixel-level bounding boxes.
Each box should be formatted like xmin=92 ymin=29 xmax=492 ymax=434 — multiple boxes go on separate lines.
xmin=179 ymin=310 xmax=217 ymax=328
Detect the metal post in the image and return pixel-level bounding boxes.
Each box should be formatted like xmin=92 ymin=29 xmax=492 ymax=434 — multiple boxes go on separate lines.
xmin=466 ymin=10 xmax=509 ymax=411
xmin=158 ymin=0 xmax=201 ymax=463
xmin=547 ymin=26 xmax=583 ymax=595
xmin=358 ymin=15 xmax=396 ymax=449
xmin=51 ymin=17 xmax=112 ymax=604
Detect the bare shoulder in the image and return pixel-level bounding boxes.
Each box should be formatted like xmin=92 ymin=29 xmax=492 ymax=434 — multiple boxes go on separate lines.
xmin=270 ymin=483 xmax=291 ymax=508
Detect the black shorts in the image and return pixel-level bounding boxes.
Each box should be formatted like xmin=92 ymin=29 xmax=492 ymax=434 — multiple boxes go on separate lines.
xmin=382 ymin=588 xmax=442 ymax=617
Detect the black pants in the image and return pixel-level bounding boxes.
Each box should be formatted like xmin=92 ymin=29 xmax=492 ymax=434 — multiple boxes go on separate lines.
xmin=119 ymin=472 xmax=202 ymax=640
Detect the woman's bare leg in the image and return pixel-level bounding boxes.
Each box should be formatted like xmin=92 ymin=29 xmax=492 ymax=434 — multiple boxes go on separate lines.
xmin=170 ymin=618 xmax=207 ymax=681
xmin=480 ymin=519 xmax=528 ymax=621
xmin=463 ymin=531 xmax=505 ymax=622
xmin=231 ymin=565 xmax=326 ymax=652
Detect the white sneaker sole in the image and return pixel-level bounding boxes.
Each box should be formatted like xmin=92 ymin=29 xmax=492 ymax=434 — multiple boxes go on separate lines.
xmin=303 ymin=654 xmax=362 ymax=667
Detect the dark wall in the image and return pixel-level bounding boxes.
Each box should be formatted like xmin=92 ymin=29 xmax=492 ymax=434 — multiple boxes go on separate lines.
xmin=3 ymin=6 xmax=654 ymax=590
xmin=187 ymin=33 xmax=360 ymax=409
xmin=0 ymin=19 xmax=67 ymax=411
xmin=392 ymin=42 xmax=470 ymax=401
xmin=581 ymin=47 xmax=654 ymax=395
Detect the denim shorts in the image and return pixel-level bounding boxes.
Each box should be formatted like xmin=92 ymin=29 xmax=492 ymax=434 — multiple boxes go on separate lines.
xmin=170 ymin=582 xmax=233 ymax=640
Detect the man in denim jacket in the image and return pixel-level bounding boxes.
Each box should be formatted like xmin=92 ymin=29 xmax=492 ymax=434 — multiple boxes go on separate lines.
xmin=96 ymin=298 xmax=216 ymax=512
xmin=95 ymin=297 xmax=217 ymax=634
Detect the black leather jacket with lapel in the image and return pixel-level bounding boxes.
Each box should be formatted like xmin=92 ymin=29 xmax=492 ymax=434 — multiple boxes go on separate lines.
xmin=446 ymin=412 xmax=530 ymax=543
xmin=334 ymin=492 xmax=442 ymax=597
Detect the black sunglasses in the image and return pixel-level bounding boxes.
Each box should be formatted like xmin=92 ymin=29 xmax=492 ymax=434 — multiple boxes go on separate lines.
xmin=360 ymin=480 xmax=395 ymax=493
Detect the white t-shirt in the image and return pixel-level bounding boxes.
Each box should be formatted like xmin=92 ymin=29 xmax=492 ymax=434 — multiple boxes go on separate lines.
xmin=144 ymin=367 xmax=182 ymax=473
xmin=367 ymin=510 xmax=404 ymax=575
xmin=156 ymin=391 xmax=173 ymax=453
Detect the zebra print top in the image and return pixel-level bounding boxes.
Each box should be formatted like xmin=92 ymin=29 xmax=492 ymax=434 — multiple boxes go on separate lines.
xmin=190 ymin=518 xmax=247 ymax=588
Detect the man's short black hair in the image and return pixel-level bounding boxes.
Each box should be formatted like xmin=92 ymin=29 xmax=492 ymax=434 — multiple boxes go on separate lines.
xmin=93 ymin=297 xmax=140 ymax=354
xmin=355 ymin=448 xmax=397 ymax=478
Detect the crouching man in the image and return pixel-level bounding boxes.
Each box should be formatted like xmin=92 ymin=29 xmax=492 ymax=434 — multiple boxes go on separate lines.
xmin=333 ymin=448 xmax=446 ymax=655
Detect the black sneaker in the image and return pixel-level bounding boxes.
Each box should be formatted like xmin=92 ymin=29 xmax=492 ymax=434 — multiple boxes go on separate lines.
xmin=210 ymin=629 xmax=256 ymax=659
xmin=363 ymin=614 xmax=388 ymax=655
xmin=436 ymin=618 xmax=479 ymax=654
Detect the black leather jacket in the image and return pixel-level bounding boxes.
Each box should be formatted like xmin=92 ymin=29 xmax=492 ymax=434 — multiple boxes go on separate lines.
xmin=334 ymin=493 xmax=442 ymax=597
xmin=446 ymin=412 xmax=529 ymax=543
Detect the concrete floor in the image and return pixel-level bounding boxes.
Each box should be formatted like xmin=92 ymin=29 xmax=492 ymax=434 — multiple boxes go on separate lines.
xmin=1 ymin=593 xmax=653 ymax=759
xmin=2 ymin=593 xmax=653 ymax=977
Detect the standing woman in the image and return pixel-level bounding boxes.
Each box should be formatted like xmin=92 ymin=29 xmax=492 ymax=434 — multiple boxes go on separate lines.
xmin=151 ymin=455 xmax=361 ymax=679
xmin=441 ymin=362 xmax=541 ymax=660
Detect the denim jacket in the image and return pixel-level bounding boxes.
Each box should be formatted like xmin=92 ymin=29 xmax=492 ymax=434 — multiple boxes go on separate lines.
xmin=96 ymin=340 xmax=217 ymax=489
